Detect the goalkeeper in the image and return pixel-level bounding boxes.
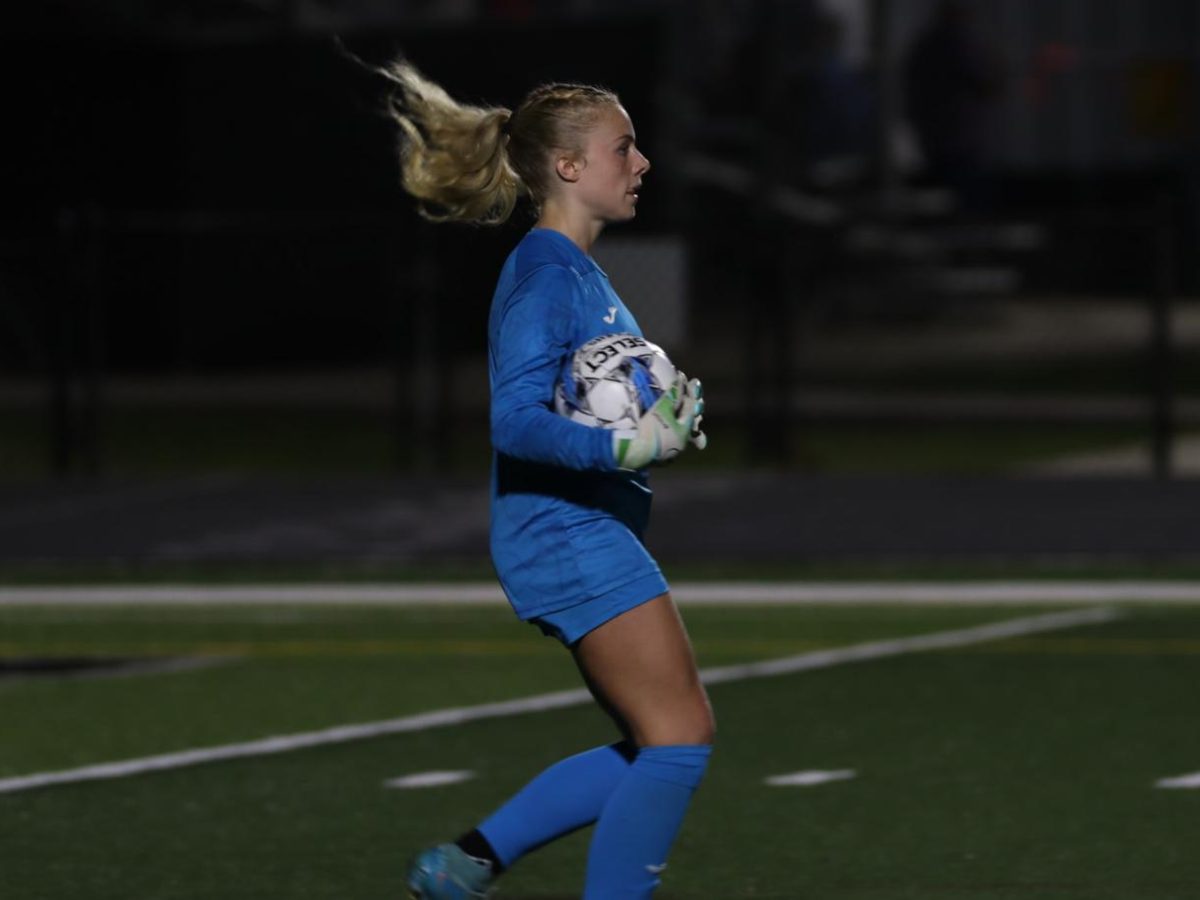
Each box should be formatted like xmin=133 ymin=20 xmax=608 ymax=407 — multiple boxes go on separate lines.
xmin=372 ymin=57 xmax=712 ymax=900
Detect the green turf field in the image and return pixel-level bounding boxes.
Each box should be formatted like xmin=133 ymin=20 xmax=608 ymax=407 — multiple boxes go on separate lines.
xmin=3 ymin=598 xmax=1199 ymax=899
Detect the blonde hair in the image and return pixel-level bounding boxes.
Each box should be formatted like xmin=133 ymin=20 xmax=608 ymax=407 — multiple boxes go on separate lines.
xmin=375 ymin=59 xmax=619 ymax=225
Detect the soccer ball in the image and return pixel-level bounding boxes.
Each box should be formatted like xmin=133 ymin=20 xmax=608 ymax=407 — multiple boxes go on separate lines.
xmin=555 ymin=333 xmax=678 ymax=429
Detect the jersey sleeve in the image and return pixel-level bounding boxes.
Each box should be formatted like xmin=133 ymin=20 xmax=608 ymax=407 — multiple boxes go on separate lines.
xmin=490 ymin=265 xmax=617 ymax=471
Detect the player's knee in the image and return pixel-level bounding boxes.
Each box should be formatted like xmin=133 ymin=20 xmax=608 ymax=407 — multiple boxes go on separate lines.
xmin=640 ymin=702 xmax=716 ymax=747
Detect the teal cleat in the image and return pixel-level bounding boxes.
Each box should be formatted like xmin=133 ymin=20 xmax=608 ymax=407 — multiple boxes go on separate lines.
xmin=405 ymin=843 xmax=496 ymax=899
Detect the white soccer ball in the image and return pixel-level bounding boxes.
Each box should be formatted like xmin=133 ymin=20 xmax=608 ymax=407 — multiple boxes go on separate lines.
xmin=555 ymin=333 xmax=678 ymax=430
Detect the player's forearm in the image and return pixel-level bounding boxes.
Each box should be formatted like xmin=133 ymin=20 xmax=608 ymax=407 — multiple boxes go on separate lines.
xmin=491 ymin=403 xmax=616 ymax=471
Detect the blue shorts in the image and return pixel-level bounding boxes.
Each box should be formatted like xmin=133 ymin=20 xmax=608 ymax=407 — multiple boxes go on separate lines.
xmin=493 ymin=488 xmax=667 ymax=644
xmin=531 ymin=569 xmax=669 ymax=646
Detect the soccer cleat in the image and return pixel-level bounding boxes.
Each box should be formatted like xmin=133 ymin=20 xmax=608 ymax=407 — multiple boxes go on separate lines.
xmin=405 ymin=843 xmax=495 ymax=899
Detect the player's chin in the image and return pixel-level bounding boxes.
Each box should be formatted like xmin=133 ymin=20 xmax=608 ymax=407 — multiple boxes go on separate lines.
xmin=601 ymin=196 xmax=639 ymax=224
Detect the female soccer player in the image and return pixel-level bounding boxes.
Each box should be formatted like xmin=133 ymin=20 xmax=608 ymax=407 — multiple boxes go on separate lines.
xmin=374 ymin=59 xmax=713 ymax=899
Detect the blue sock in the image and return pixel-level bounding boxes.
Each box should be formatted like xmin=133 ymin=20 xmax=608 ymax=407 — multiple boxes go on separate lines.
xmin=583 ymin=744 xmax=712 ymax=899
xmin=478 ymin=742 xmax=634 ymax=868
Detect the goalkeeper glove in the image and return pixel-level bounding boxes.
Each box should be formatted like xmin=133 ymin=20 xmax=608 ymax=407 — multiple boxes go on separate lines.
xmin=677 ymin=369 xmax=708 ymax=451
xmin=613 ymin=373 xmax=706 ymax=471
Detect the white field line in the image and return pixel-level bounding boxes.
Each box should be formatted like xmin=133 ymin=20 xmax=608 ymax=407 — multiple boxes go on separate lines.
xmin=697 ymin=606 xmax=1119 ymax=684
xmin=0 ymin=606 xmax=1120 ymax=796
xmin=0 ymin=584 xmax=502 ymax=606
xmin=765 ymin=770 xmax=857 ymax=787
xmin=1155 ymin=772 xmax=1200 ymax=789
xmin=2 ymin=582 xmax=1200 ymax=606
xmin=384 ymin=770 xmax=476 ymax=790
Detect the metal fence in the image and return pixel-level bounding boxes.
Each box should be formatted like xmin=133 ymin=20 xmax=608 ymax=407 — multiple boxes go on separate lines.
xmin=2 ymin=177 xmax=1190 ymax=482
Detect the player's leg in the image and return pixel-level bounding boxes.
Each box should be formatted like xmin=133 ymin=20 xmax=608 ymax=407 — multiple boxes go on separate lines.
xmin=472 ymin=739 xmax=636 ymax=865
xmin=572 ymin=591 xmax=713 ymax=746
xmin=405 ymin=653 xmax=642 ymax=896
xmin=572 ymin=592 xmax=715 ymax=898
xmin=406 ymin=594 xmax=711 ymax=899
xmin=433 ymin=595 xmax=672 ymax=878
xmin=407 ymin=745 xmax=638 ymax=900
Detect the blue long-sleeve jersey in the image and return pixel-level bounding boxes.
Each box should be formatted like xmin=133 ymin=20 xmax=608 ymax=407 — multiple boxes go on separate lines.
xmin=487 ymin=228 xmax=660 ymax=618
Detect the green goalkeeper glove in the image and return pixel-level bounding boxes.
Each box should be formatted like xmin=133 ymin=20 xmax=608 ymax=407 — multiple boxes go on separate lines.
xmin=613 ymin=373 xmax=706 ymax=471
xmin=679 ymin=369 xmax=708 ymax=451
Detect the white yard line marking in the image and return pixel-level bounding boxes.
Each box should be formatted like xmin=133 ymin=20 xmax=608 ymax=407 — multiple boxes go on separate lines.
xmin=698 ymin=607 xmax=1119 ymax=685
xmin=765 ymin=770 xmax=857 ymax=787
xmin=676 ymin=583 xmax=1200 ymax=605
xmin=0 ymin=582 xmax=1199 ymax=606
xmin=0 ymin=688 xmax=591 ymax=795
xmin=0 ymin=584 xmax=505 ymax=606
xmin=1155 ymin=772 xmax=1200 ymax=789
xmin=384 ymin=770 xmax=475 ymax=790
xmin=0 ymin=688 xmax=590 ymax=796
xmin=0 ymin=606 xmax=1120 ymax=795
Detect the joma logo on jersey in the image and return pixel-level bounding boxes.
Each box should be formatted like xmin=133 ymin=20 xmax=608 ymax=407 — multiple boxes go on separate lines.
xmin=603 ymin=306 xmax=618 ymax=323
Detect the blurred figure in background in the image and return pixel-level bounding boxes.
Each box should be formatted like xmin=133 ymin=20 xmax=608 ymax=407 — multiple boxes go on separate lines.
xmin=903 ymin=0 xmax=1006 ymax=214
xmin=781 ymin=3 xmax=874 ymax=185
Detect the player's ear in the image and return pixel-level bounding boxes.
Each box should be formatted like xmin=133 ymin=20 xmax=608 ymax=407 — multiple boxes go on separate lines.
xmin=554 ymin=152 xmax=585 ymax=183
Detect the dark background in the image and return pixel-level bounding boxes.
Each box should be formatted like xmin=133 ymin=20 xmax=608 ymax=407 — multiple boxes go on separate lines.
xmin=3 ymin=11 xmax=669 ymax=372
xmin=1 ymin=0 xmax=1199 ymax=571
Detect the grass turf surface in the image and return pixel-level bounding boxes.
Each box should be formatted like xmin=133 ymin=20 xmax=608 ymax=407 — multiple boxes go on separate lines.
xmin=2 ymin=601 xmax=1199 ymax=898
